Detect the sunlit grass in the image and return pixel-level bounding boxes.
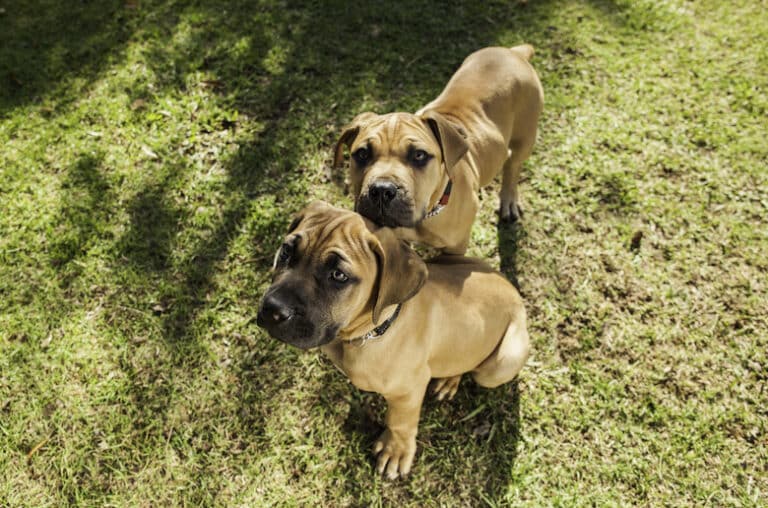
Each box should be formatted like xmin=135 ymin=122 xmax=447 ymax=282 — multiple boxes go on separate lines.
xmin=1 ymin=0 xmax=766 ymax=506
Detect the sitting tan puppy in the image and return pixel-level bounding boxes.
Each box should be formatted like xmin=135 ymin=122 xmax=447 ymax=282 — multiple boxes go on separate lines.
xmin=257 ymin=201 xmax=530 ymax=479
xmin=334 ymin=45 xmax=543 ymax=254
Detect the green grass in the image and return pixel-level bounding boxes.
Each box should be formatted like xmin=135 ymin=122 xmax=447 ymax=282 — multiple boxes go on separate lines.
xmin=1 ymin=0 xmax=766 ymax=505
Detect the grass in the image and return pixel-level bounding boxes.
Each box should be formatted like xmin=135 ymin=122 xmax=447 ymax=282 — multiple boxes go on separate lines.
xmin=1 ymin=0 xmax=766 ymax=505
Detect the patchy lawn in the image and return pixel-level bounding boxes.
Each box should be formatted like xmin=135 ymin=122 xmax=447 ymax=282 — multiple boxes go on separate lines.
xmin=1 ymin=0 xmax=766 ymax=506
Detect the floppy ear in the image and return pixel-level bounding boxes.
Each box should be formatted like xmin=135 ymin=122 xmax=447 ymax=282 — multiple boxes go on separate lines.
xmin=420 ymin=109 xmax=469 ymax=176
xmin=274 ymin=201 xmax=335 ymax=269
xmin=272 ymin=209 xmax=304 ymax=270
xmin=369 ymin=227 xmax=428 ymax=325
xmin=286 ymin=211 xmax=304 ymax=234
xmin=333 ymin=112 xmax=378 ymax=168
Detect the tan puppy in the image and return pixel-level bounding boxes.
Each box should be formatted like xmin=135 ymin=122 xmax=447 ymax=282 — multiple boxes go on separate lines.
xmin=257 ymin=201 xmax=530 ymax=479
xmin=334 ymin=45 xmax=544 ymax=254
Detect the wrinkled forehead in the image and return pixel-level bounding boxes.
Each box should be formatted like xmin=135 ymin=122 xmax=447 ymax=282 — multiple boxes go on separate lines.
xmin=291 ymin=210 xmax=373 ymax=264
xmin=357 ymin=113 xmax=435 ymax=146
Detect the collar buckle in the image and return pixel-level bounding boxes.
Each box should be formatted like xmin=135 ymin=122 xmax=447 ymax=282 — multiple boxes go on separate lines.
xmin=346 ymin=304 xmax=402 ymax=347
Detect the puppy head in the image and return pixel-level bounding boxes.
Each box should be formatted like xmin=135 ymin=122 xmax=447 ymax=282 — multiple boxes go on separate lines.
xmin=334 ymin=111 xmax=468 ymax=228
xmin=256 ymin=201 xmax=427 ymax=349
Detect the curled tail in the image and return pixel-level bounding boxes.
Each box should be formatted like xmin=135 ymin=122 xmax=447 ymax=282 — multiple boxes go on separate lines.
xmin=509 ymin=44 xmax=535 ymax=61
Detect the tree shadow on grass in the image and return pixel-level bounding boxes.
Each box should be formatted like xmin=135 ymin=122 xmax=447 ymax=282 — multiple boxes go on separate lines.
xmin=0 ymin=0 xmax=141 ymax=113
xmin=4 ymin=0 xmax=673 ymax=502
xmin=122 ymin=0 xmax=563 ymax=339
xmin=49 ymin=152 xmax=116 ymax=286
xmin=30 ymin=0 xmax=580 ymax=502
xmin=117 ymin=182 xmax=179 ymax=273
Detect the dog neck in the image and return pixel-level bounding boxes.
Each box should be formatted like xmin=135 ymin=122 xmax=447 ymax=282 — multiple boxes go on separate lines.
xmin=337 ymin=304 xmax=401 ymax=346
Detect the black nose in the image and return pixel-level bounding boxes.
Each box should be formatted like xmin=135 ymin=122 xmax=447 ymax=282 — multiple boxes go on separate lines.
xmin=257 ymin=294 xmax=293 ymax=327
xmin=368 ymin=181 xmax=398 ymax=207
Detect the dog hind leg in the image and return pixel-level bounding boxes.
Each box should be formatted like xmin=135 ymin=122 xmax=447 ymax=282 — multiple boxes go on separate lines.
xmin=471 ymin=317 xmax=530 ymax=388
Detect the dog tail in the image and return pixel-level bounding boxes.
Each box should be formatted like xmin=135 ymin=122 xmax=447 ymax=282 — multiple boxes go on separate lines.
xmin=509 ymin=44 xmax=535 ymax=61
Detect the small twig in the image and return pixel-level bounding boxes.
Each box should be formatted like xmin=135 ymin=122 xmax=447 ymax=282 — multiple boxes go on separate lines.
xmin=404 ymin=55 xmax=424 ymax=69
xmin=27 ymin=436 xmax=50 ymax=459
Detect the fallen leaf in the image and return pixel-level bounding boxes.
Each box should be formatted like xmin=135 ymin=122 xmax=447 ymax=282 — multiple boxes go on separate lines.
xmin=142 ymin=146 xmax=159 ymax=159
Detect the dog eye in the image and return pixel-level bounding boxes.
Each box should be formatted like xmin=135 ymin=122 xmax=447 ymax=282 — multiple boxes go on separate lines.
xmin=330 ymin=269 xmax=349 ymax=284
xmin=352 ymin=147 xmax=371 ymax=165
xmin=410 ymin=149 xmax=431 ymax=167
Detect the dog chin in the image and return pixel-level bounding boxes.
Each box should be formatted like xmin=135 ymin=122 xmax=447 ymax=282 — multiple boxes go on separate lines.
xmin=271 ymin=325 xmax=338 ymax=350
xmin=356 ymin=201 xmax=416 ymax=228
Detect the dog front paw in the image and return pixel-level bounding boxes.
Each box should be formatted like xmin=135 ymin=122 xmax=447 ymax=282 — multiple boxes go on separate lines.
xmin=373 ymin=429 xmax=417 ymax=479
xmin=432 ymin=375 xmax=461 ymax=401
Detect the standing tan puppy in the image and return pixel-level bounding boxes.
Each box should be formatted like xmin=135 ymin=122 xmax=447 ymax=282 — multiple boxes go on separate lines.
xmin=334 ymin=45 xmax=543 ymax=254
xmin=257 ymin=201 xmax=530 ymax=479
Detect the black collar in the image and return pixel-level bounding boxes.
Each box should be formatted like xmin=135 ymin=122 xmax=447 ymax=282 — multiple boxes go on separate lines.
xmin=344 ymin=304 xmax=402 ymax=347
